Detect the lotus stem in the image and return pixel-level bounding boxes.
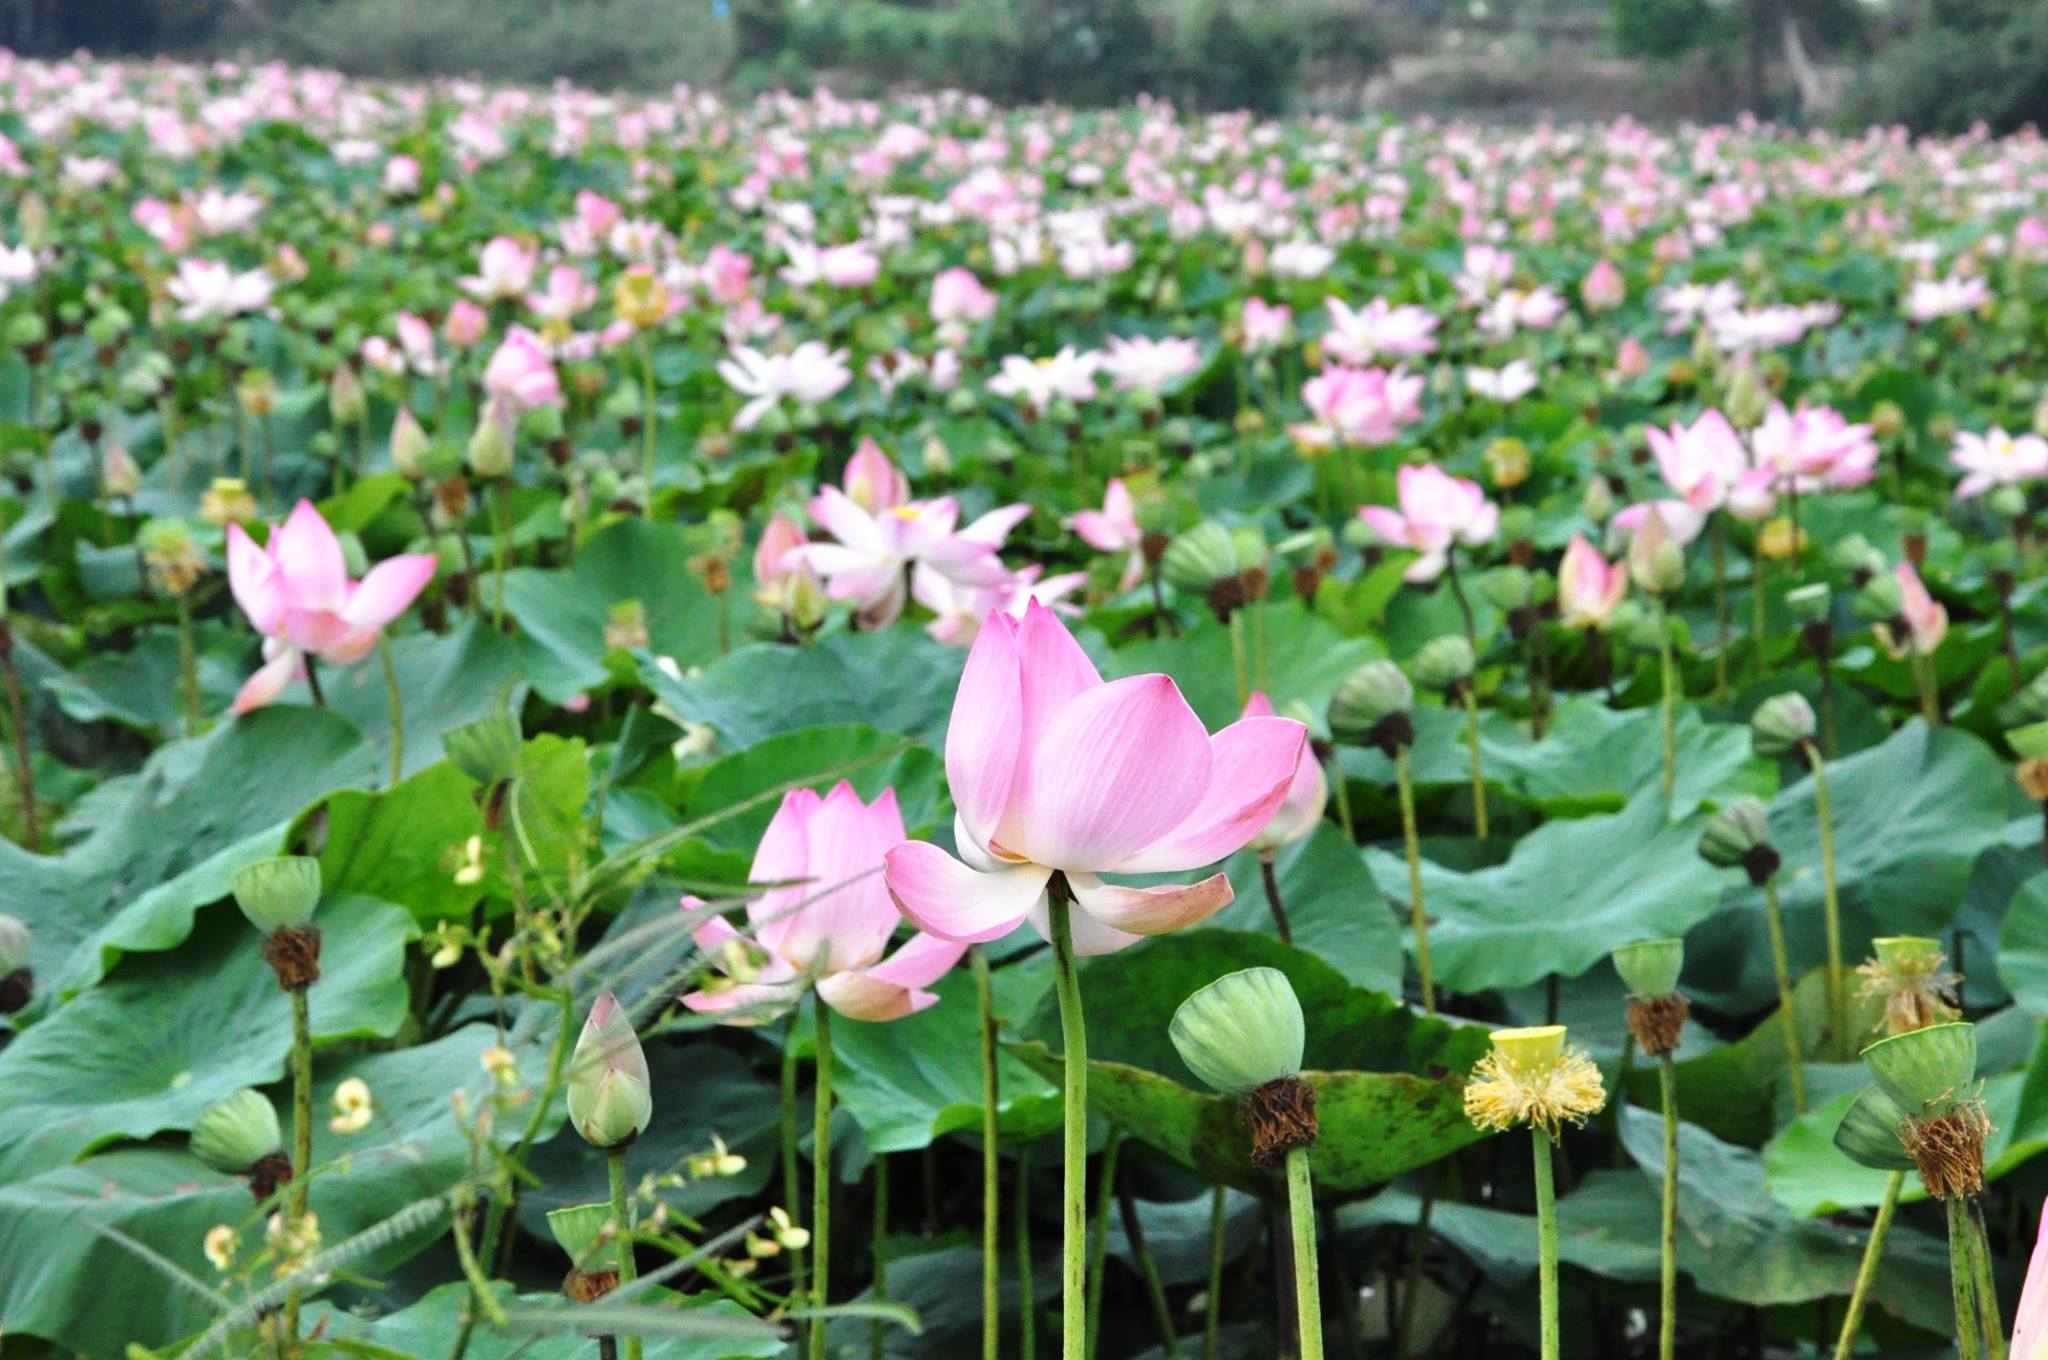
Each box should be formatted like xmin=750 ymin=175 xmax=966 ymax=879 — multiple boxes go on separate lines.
xmin=1970 ymin=1198 xmax=2006 ymax=1360
xmin=638 ymin=333 xmax=657 ymax=491
xmin=1259 ymin=852 xmax=1293 ymax=944
xmin=1657 ymin=602 xmax=1677 ymax=802
xmin=377 ymin=633 xmax=403 ymax=787
xmin=1805 ymin=749 xmax=1847 ymax=1061
xmin=1203 ymin=1183 xmax=1226 ymax=1360
xmin=1017 ymin=1140 xmax=1037 ymax=1360
xmin=1462 ymin=685 xmax=1490 ymax=840
xmin=1286 ymin=1146 xmax=1324 ymax=1360
xmin=1393 ymin=1183 xmax=1433 ymax=1360
xmin=781 ymin=1015 xmax=808 ymax=1310
xmin=490 ymin=481 xmax=510 ymax=630
xmin=0 ymin=619 xmax=37 ymax=852
xmin=607 ymin=1148 xmax=641 ymax=1360
xmin=1759 ymin=876 xmax=1807 ymax=1114
xmin=1948 ymin=1195 xmax=1985 ymax=1360
xmin=1913 ymin=651 xmax=1941 ymax=727
xmin=1116 ymin=1174 xmax=1177 ymax=1352
xmin=871 ymin=1153 xmax=889 ymax=1360
xmin=1049 ymin=879 xmax=1089 ymax=1360
xmin=1395 ymin=744 xmax=1435 ymax=1015
xmin=1533 ymin=1129 xmax=1560 ymax=1360
xmin=177 ymin=593 xmax=201 ymax=738
xmin=808 ymin=999 xmax=834 ymax=1360
xmin=974 ymin=946 xmax=1001 ymax=1360
xmin=1084 ymin=1130 xmax=1120 ymax=1360
xmin=282 ymin=984 xmax=313 ymax=1345
xmin=1657 ymin=1050 xmax=1679 ymax=1360
xmin=1711 ymin=513 xmax=1729 ymax=702
xmin=1831 ymin=1170 xmax=1904 ymax=1360
xmin=1229 ymin=609 xmax=1249 ymax=708
xmin=1752 ymin=537 xmax=1768 ymax=679
xmin=1329 ymin=750 xmax=1353 ymax=841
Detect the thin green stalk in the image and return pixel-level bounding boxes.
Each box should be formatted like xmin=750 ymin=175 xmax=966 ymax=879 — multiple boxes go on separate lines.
xmin=1117 ymin=1178 xmax=1178 ymax=1353
xmin=1203 ymin=1184 xmax=1226 ymax=1360
xmin=1831 ymin=1171 xmax=1904 ymax=1360
xmin=281 ymin=984 xmax=314 ymax=1346
xmin=608 ymin=1149 xmax=642 ymax=1360
xmin=1253 ymin=590 xmax=1270 ymax=694
xmin=1328 ymin=751 xmax=1353 ymax=841
xmin=490 ymin=482 xmax=510 ymax=629
xmin=1048 ymin=881 xmax=1089 ymax=1360
xmin=809 ymin=1000 xmax=835 ymax=1360
xmin=176 ymin=594 xmax=201 ymax=738
xmin=1228 ymin=609 xmax=1249 ymax=708
xmin=1760 ymin=877 xmax=1808 ymax=1114
xmin=1533 ymin=1130 xmax=1560 ymax=1360
xmin=1394 ymin=744 xmax=1434 ymax=1014
xmin=639 ymin=334 xmax=658 ymax=491
xmin=781 ymin=1018 xmax=808 ymax=1310
xmin=1970 ymin=1198 xmax=2006 ymax=1360
xmin=1461 ymin=686 xmax=1490 ymax=839
xmin=1084 ymin=1132 xmax=1121 ymax=1360
xmin=450 ymin=1199 xmax=509 ymax=1329
xmin=1711 ymin=514 xmax=1730 ymax=702
xmin=1752 ymin=539 xmax=1767 ymax=679
xmin=1657 ymin=1051 xmax=1679 ymax=1360
xmin=973 ymin=947 xmax=1001 ymax=1360
xmin=1017 ymin=1141 xmax=1037 ymax=1360
xmin=871 ymin=1154 xmax=889 ymax=1360
xmin=1913 ymin=650 xmax=1941 ymax=726
xmin=377 ymin=634 xmax=404 ymax=788
xmin=1285 ymin=1147 xmax=1324 ymax=1360
xmin=1807 ymin=750 xmax=1847 ymax=1061
xmin=1393 ymin=1184 xmax=1433 ymax=1360
xmin=1949 ymin=1195 xmax=1986 ymax=1360
xmin=1656 ymin=601 xmax=1677 ymax=801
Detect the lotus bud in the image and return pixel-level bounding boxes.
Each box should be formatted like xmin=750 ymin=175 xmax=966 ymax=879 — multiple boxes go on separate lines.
xmin=234 ymin=856 xmax=323 ymax=991
xmin=327 ymin=365 xmax=367 ymax=427
xmin=101 ymin=443 xmax=141 ymax=499
xmin=786 ymin=561 xmax=829 ymax=633
xmin=1784 ymin=583 xmax=1830 ymax=627
xmin=1627 ymin=509 xmax=1685 ymax=595
xmin=1750 ymin=692 xmax=1817 ymax=759
xmin=567 ymin=990 xmax=653 ymax=1150
xmin=390 ymin=408 xmax=430 ymax=480
xmin=1614 ymin=938 xmax=1688 ymax=1055
xmin=1868 ymin=400 xmax=1905 ymax=441
xmin=1464 ymin=1024 xmax=1607 ymax=1138
xmin=1698 ymin=796 xmax=1778 ymax=884
xmin=1857 ymin=936 xmax=1959 ymax=1038
xmin=1581 ymin=475 xmax=1614 ymax=522
xmin=444 ymin=710 xmax=522 ymax=787
xmin=1987 ymin=484 xmax=2029 ymax=521
xmin=1169 ymin=968 xmax=1314 ymax=1166
xmin=1723 ymin=363 xmax=1768 ymax=429
xmin=468 ymin=397 xmax=516 ymax=480
xmin=190 ymin=1089 xmax=292 ymax=1199
xmin=1411 ymin=634 xmax=1475 ymax=693
xmin=0 ymin=914 xmax=30 ymax=1015
xmin=1861 ymin=1021 xmax=1987 ymax=1198
xmin=1329 ymin=659 xmax=1414 ymax=754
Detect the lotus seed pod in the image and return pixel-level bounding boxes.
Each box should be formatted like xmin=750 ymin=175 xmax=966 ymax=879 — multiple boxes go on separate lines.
xmin=568 ymin=991 xmax=653 ymax=1150
xmin=1612 ymin=939 xmax=1684 ymax=999
xmin=1750 ymin=692 xmax=1817 ymax=758
xmin=1411 ymin=634 xmax=1475 ymax=692
xmin=1833 ymin=1084 xmax=1917 ymax=1171
xmin=190 ymin=1089 xmax=284 ymax=1174
xmin=6 ymin=312 xmax=47 ymax=350
xmin=1161 ymin=521 xmax=1238 ymax=591
xmin=1851 ymin=571 xmax=1903 ymax=623
xmin=1228 ymin=525 xmax=1268 ymax=574
xmin=1784 ymin=582 xmax=1830 ymax=627
xmin=233 ymin=856 xmax=323 ymax=935
xmin=1328 ymin=660 xmax=1412 ymax=738
xmin=1490 ymin=1024 xmax=1566 ymax=1073
xmin=1479 ymin=565 xmax=1532 ymax=612
xmin=1861 ymin=1020 xmax=1976 ymax=1112
xmin=1826 ymin=533 xmax=1885 ymax=581
xmin=1872 ymin=936 xmax=1944 ymax=975
xmin=1612 ymin=599 xmax=1667 ymax=652
xmin=1169 ymin=967 xmax=1307 ymax=1098
xmin=546 ymin=1202 xmax=615 ymax=1264
xmin=444 ymin=711 xmax=522 ymax=787
xmin=1698 ymin=796 xmax=1775 ymax=878
xmin=1986 ymin=483 xmax=2029 ymax=520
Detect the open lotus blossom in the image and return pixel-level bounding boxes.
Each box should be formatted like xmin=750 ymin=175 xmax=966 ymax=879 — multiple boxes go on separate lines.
xmin=460 ymin=235 xmax=539 ymax=301
xmin=1322 ymin=296 xmax=1439 ymax=364
xmin=929 ymin=265 xmax=996 ymax=342
xmin=1647 ymin=408 xmax=1747 ymax=510
xmin=1876 ymin=559 xmax=1948 ymax=658
xmin=1752 ymin=401 xmax=1879 ymax=491
xmin=1101 ymin=334 xmax=1204 ymax=394
xmin=1240 ymin=297 xmax=1293 ymax=352
xmin=1905 ymin=274 xmax=1990 ymax=322
xmin=884 ymin=602 xmax=1307 ymax=956
xmin=1557 ymin=533 xmax=1628 ymax=629
xmin=1357 ymin=463 xmax=1499 ymax=582
xmin=482 ymin=326 xmax=562 ymax=409
xmin=1950 ymin=426 xmax=2048 ymax=498
xmin=225 ymin=500 xmax=437 ymax=713
xmin=1066 ymin=477 xmax=1145 ymax=593
xmin=717 ymin=340 xmax=853 ymax=430
xmin=1610 ymin=498 xmax=1707 ymax=546
xmin=1295 ymin=364 xmax=1424 ymax=447
xmin=986 ymin=347 xmax=1102 ymax=409
xmin=1465 ymin=360 xmax=1539 ymax=403
xmin=1241 ymin=692 xmax=1327 ymax=854
xmin=840 ymin=436 xmax=911 ymax=513
xmin=683 ymin=782 xmax=966 ymax=1023
xmin=779 ymin=238 xmax=881 ymax=290
xmin=166 ymin=258 xmax=273 ymax=322
xmin=914 ymin=562 xmax=1087 ymax=647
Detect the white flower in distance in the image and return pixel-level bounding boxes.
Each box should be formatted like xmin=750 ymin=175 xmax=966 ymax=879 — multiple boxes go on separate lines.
xmin=1101 ymin=335 xmax=1203 ymax=395
xmin=166 ymin=259 xmax=273 ymax=322
xmin=987 ymin=347 xmax=1103 ymax=408
xmin=717 ymin=341 xmax=853 ymax=431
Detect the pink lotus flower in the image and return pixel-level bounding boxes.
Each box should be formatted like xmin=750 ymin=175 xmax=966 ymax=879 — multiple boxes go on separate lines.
xmin=1357 ymin=464 xmax=1499 ymax=582
xmin=1557 ymin=534 xmax=1628 ymax=630
xmin=702 ymin=244 xmax=753 ymax=305
xmin=1240 ymin=298 xmax=1293 ymax=352
xmin=914 ymin=563 xmax=1087 ymax=647
xmin=483 ymin=326 xmax=561 ymax=410
xmin=1951 ymin=427 xmax=2048 ymax=498
xmin=226 ymin=500 xmax=437 ymax=713
xmin=526 ymin=264 xmax=595 ymax=323
xmin=1322 ymin=297 xmax=1439 ymax=364
xmin=1647 ymin=408 xmax=1747 ymax=511
xmin=683 ymin=783 xmax=967 ymax=1023
xmin=1877 ymin=560 xmax=1947 ymax=658
xmin=1905 ymin=274 xmax=1989 ymax=323
xmin=752 ymin=510 xmax=810 ymax=606
xmin=1241 ymin=692 xmax=1327 ymax=854
xmin=1296 ymin=365 xmax=1425 ymax=448
xmin=442 ymin=299 xmax=488 ymax=349
xmin=2010 ymin=1196 xmax=2048 ymax=1360
xmin=717 ymin=341 xmax=853 ymax=431
xmin=793 ymin=464 xmax=1027 ymax=629
xmin=462 ymin=235 xmax=538 ymax=301
xmin=1102 ymin=335 xmax=1204 ymax=394
xmin=781 ymin=239 xmax=880 ymax=290
xmin=381 ymin=155 xmax=421 ymax=196
xmin=842 ymin=436 xmax=910 ymax=513
xmin=1066 ymin=477 xmax=1145 ymax=593
xmin=987 ymin=348 xmax=1102 ymax=408
xmin=1610 ymin=499 xmax=1707 ymax=545
xmin=883 ymin=603 xmax=1308 ymax=956
xmin=1752 ymin=402 xmax=1878 ymax=491
xmin=166 ymin=259 xmax=272 ymax=323
xmin=1581 ymin=259 xmax=1626 ymax=311
xmin=929 ymin=266 xmax=996 ymax=341
xmin=1613 ymin=335 xmax=1652 ymax=380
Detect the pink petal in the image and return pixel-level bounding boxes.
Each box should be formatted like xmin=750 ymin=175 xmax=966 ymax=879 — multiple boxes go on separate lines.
xmin=271 ymin=500 xmax=348 ymax=612
xmin=1013 ymin=598 xmax=1101 ymax=752
xmin=1108 ymin=716 xmax=1307 ymax=873
xmin=340 ymin=554 xmax=437 ymax=631
xmin=1026 ymin=894 xmax=1143 ymax=957
xmin=225 ymin=522 xmax=284 ymax=636
xmin=809 ymin=486 xmax=889 ymax=552
xmin=1069 ymin=510 xmax=1123 ymax=553
xmin=230 ymin=648 xmax=301 ymax=714
xmin=815 ymin=932 xmax=969 ymax=1021
xmin=1065 ymin=871 xmax=1235 ymax=935
xmin=2011 ymin=1197 xmax=2048 ymax=1360
xmin=948 ymin=617 xmax=1024 ymax=852
xmin=884 ymin=841 xmax=1047 ymax=943
xmin=1013 ymin=673 xmax=1212 ymax=871
xmin=680 ymin=979 xmax=805 ymax=1023
xmin=1356 ymin=505 xmax=1409 ymax=547
xmin=959 ymin=502 xmax=1031 ymax=546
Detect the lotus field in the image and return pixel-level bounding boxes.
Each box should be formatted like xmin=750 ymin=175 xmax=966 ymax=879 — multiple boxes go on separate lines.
xmin=14 ymin=46 xmax=2048 ymax=1360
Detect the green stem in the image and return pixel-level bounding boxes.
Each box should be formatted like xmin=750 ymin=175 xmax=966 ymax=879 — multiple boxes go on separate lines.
xmin=809 ymin=999 xmax=835 ymax=1360
xmin=1971 ymin=1198 xmax=2006 ymax=1360
xmin=1831 ymin=1171 xmax=1904 ymax=1360
xmin=1752 ymin=538 xmax=1768 ymax=680
xmin=284 ymin=985 xmax=313 ymax=1346
xmin=1017 ymin=1141 xmax=1037 ymax=1360
xmin=1657 ymin=1051 xmax=1679 ymax=1360
xmin=781 ymin=1017 xmax=808 ymax=1310
xmin=1533 ymin=1129 xmax=1560 ymax=1360
xmin=1914 ymin=650 xmax=1941 ymax=727
xmin=377 ymin=634 xmax=404 ymax=788
xmin=1657 ymin=601 xmax=1677 ymax=802
xmin=1711 ymin=514 xmax=1729 ymax=702
xmin=1117 ymin=1177 xmax=1178 ymax=1352
xmin=490 ymin=482 xmax=509 ymax=630
xmin=176 ymin=594 xmax=200 ymax=738
xmin=1228 ymin=609 xmax=1249 ymax=708
xmin=1049 ymin=880 xmax=1090 ymax=1360
xmin=608 ymin=1149 xmax=641 ymax=1360
xmin=1328 ymin=750 xmax=1353 ymax=841
xmin=1285 ymin=1147 xmax=1324 ymax=1360
xmin=871 ymin=1154 xmax=889 ymax=1360
xmin=450 ymin=1200 xmax=509 ymax=1329
xmin=1203 ymin=1184 xmax=1226 ymax=1360
xmin=1393 ymin=1183 xmax=1433 ymax=1360
xmin=1253 ymin=590 xmax=1270 ymax=694
xmin=1807 ymin=750 xmax=1847 ymax=1061
xmin=639 ymin=335 xmax=658 ymax=492
xmin=1084 ymin=1131 xmax=1120 ymax=1360
xmin=974 ymin=946 xmax=1001 ymax=1360
xmin=1949 ymin=1195 xmax=1985 ymax=1360
xmin=1760 ymin=877 xmax=1808 ymax=1114
xmin=1394 ymin=744 xmax=1434 ymax=1015
xmin=1461 ymin=686 xmax=1489 ymax=840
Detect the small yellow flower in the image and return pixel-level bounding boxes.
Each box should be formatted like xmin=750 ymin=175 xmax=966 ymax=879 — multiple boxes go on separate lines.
xmin=687 ymin=1134 xmax=748 ymax=1179
xmin=1757 ymin=516 xmax=1805 ymax=561
xmin=428 ymin=921 xmax=466 ymax=968
xmin=1484 ymin=437 xmax=1532 ymax=489
xmin=200 ymin=477 xmax=257 ymax=527
xmin=453 ymin=835 xmax=486 ymax=888
xmin=744 ymin=1231 xmax=781 ymax=1259
xmin=266 ymin=1210 xmax=320 ymax=1270
xmin=481 ymin=1045 xmax=519 ymax=1086
xmin=329 ymin=1077 xmax=373 ymax=1135
xmin=203 ymin=1224 xmax=238 ymax=1271
xmin=769 ymin=1204 xmax=810 ymax=1252
xmin=612 ymin=268 xmax=672 ymax=330
xmin=1463 ymin=1025 xmax=1607 ymax=1139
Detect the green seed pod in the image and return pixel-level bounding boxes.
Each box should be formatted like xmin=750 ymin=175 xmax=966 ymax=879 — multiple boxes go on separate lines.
xmin=1410 ymin=634 xmax=1475 ymax=692
xmin=1872 ymin=935 xmax=1944 ymax=975
xmin=444 ymin=711 xmax=522 ymax=787
xmin=1328 ymin=659 xmax=1412 ymax=737
xmin=190 ymin=1089 xmax=285 ymax=1174
xmin=1852 ymin=572 xmax=1903 ymax=624
xmin=1987 ymin=484 xmax=2029 ymax=521
xmin=1161 ymin=521 xmax=1238 ymax=592
xmin=1168 ymin=967 xmax=1306 ymax=1097
xmin=1479 ymin=565 xmax=1532 ymax=612
xmin=232 ymin=856 xmax=323 ymax=935
xmin=1228 ymin=525 xmax=1268 ymax=574
xmin=1611 ymin=938 xmax=1684 ymax=999
xmin=5 ymin=313 xmax=48 ymax=351
xmin=1862 ymin=1021 xmax=1976 ymax=1112
xmin=1827 ymin=533 xmax=1886 ymax=581
xmin=546 ymin=1202 xmax=615 ymax=1265
xmin=1750 ymin=692 xmax=1817 ymax=758
xmin=1699 ymin=796 xmax=1777 ymax=882
xmin=1612 ymin=599 xmax=1667 ymax=652
xmin=1833 ymin=1084 xmax=1916 ymax=1171
xmin=1784 ymin=583 xmax=1831 ymax=627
